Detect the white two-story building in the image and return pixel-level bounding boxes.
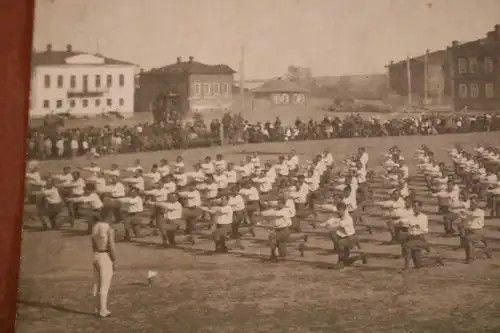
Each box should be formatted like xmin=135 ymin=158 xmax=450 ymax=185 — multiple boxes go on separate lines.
xmin=30 ymin=44 xmax=137 ymax=117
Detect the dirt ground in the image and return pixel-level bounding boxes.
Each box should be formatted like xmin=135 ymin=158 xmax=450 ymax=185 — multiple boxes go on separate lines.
xmin=16 ymin=132 xmax=500 ymax=333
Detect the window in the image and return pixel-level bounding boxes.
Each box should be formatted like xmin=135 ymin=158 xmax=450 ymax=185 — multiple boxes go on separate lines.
xmin=485 ymin=83 xmax=494 ymax=99
xmin=95 ymin=99 xmax=101 ymax=107
xmin=44 ymin=75 xmax=50 ymax=88
xmin=69 ymin=100 xmax=76 ymax=108
xmin=119 ymin=74 xmax=125 ymax=87
xmin=95 ymin=75 xmax=101 ymax=88
xmin=70 ymin=75 xmax=76 ymax=88
xmin=82 ymin=99 xmax=89 ymax=108
xmin=485 ymin=57 xmax=494 ymax=73
xmin=106 ymin=74 xmax=112 ymax=87
xmin=56 ymin=100 xmax=63 ymax=108
xmin=223 ymin=83 xmax=230 ymax=95
xmin=194 ymin=83 xmax=201 ymax=96
xmin=83 ymin=75 xmax=89 ymax=91
xmin=469 ymin=57 xmax=478 ymax=73
xmin=119 ymin=98 xmax=124 ymax=106
xmin=458 ymin=84 xmax=467 ymax=99
xmin=458 ymin=58 xmax=467 ymax=74
xmin=213 ymin=83 xmax=220 ymax=95
xmin=57 ymin=75 xmax=63 ymax=88
xmin=470 ymin=83 xmax=479 ymax=98
xmin=43 ymin=100 xmax=50 ymax=108
xmin=107 ymin=98 xmax=112 ymax=107
xmin=203 ymin=83 xmax=211 ymax=95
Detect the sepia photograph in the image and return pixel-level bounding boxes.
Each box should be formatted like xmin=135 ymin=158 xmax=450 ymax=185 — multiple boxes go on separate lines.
xmin=17 ymin=0 xmax=500 ymax=332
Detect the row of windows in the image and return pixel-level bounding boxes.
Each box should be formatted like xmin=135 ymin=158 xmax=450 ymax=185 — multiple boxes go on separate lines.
xmin=43 ymin=74 xmax=126 ymax=89
xmin=457 ymin=57 xmax=495 ymax=75
xmin=43 ymin=98 xmax=125 ymax=109
xmin=458 ymin=83 xmax=496 ymax=99
xmin=193 ymin=83 xmax=230 ymax=96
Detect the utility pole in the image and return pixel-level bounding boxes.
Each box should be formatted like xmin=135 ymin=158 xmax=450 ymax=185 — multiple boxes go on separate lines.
xmin=239 ymin=45 xmax=245 ymax=110
xmin=424 ymin=49 xmax=429 ymax=104
xmin=406 ymin=55 xmax=412 ymax=106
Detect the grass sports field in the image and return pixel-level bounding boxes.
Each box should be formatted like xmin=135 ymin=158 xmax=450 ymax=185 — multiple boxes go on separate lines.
xmin=17 ymin=131 xmax=500 ymax=333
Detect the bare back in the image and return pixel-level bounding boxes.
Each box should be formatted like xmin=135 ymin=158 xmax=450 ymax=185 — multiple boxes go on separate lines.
xmin=92 ymin=222 xmax=110 ymax=252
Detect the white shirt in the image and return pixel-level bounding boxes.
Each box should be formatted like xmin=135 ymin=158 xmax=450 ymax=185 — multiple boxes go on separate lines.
xmin=77 ymin=193 xmax=103 ymax=209
xmin=214 ymin=160 xmax=228 ymax=171
xmin=159 ymin=201 xmax=183 ymax=220
xmin=179 ymin=190 xmax=201 ymax=207
xmin=254 ymin=176 xmax=274 ymax=193
xmin=305 ymin=174 xmax=320 ymax=191
xmin=225 ymin=170 xmax=237 ymax=184
xmin=360 ymin=152 xmax=369 ymax=166
xmin=290 ymin=183 xmax=310 ymax=204
xmin=228 ymin=195 xmax=245 ymax=212
xmin=119 ymin=196 xmax=143 ymax=213
xmin=201 ymin=163 xmax=215 ymax=175
xmin=356 ymin=167 xmax=367 ymax=184
xmin=145 ymin=188 xmax=169 ymax=202
xmin=463 ymin=208 xmax=485 ymax=230
xmin=54 ymin=173 xmax=73 ymax=186
xmin=261 ymin=208 xmax=292 ymax=228
xmin=83 ymin=166 xmax=101 ymax=176
xmin=144 ymin=172 xmax=162 ymax=184
xmin=43 ymin=187 xmax=62 ymax=204
xmin=103 ymin=169 xmax=120 ymax=177
xmin=163 ymin=181 xmax=177 ymax=194
xmin=236 ymin=164 xmax=253 ymax=178
xmin=158 ymin=165 xmax=171 ymax=177
xmin=71 ymin=178 xmax=86 ymax=196
xmin=213 ymin=174 xmax=228 ymax=189
xmin=323 ymin=153 xmax=334 ymax=167
xmin=212 ymin=205 xmax=233 ymax=225
xmin=108 ymin=182 xmax=126 ymax=198
xmin=239 ymin=187 xmax=259 ymax=201
xmin=126 ymin=165 xmax=143 ymax=173
xmin=174 ymin=173 xmax=188 ymax=187
xmin=406 ymin=213 xmax=429 ymax=235
xmin=202 ymin=183 xmax=218 ymax=199
xmin=123 ymin=177 xmax=145 ymax=191
xmin=400 ymin=165 xmax=409 ymax=179
xmin=284 ymin=198 xmax=296 ymax=217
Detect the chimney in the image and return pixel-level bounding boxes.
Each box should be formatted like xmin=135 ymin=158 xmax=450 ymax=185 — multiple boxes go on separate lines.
xmin=66 ymin=44 xmax=72 ymax=52
xmin=487 ymin=31 xmax=496 ymax=41
xmin=189 ymin=56 xmax=194 ymax=63
xmin=495 ymin=24 xmax=500 ymax=40
xmin=451 ymin=40 xmax=460 ymax=47
xmin=176 ymin=57 xmax=181 ymax=64
xmin=46 ymin=43 xmax=52 ymax=52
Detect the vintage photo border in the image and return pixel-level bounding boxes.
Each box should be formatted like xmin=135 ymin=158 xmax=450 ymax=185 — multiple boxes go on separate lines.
xmin=0 ymin=0 xmax=34 ymax=332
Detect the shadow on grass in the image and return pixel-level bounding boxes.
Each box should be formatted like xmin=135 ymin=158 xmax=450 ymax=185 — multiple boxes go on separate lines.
xmin=17 ymin=299 xmax=95 ymax=317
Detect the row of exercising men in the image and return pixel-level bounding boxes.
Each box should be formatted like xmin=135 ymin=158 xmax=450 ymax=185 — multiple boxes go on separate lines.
xmin=25 ymin=148 xmax=370 ymax=257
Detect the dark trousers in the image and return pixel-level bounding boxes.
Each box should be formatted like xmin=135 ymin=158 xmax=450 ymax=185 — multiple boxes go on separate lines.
xmin=157 ymin=218 xmax=182 ymax=245
xmin=443 ymin=212 xmax=459 ymax=234
xmin=45 ymin=202 xmax=63 ymax=229
xmin=245 ymin=201 xmax=260 ymax=224
xmin=337 ymin=235 xmax=364 ymax=266
xmin=458 ymin=228 xmax=490 ymax=261
xmin=123 ymin=212 xmax=142 ymax=241
xmin=403 ymin=235 xmax=430 ymax=269
xmin=212 ymin=224 xmax=232 ymax=251
xmin=183 ymin=207 xmax=202 ymax=234
xmin=269 ymin=227 xmax=290 ymax=257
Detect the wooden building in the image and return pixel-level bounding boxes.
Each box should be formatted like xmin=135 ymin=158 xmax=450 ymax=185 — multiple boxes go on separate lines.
xmin=450 ymin=24 xmax=500 ymax=111
xmin=135 ymin=56 xmax=236 ymax=114
xmin=251 ymin=78 xmax=309 ymax=108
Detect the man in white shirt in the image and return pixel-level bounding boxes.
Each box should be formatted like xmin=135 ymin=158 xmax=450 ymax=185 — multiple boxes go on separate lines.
xmin=178 ymin=182 xmax=202 ymax=234
xmin=456 ymin=196 xmax=491 ymax=263
xmin=401 ymin=200 xmax=443 ymax=271
xmin=32 ymin=179 xmax=63 ymax=229
xmin=143 ymin=164 xmax=162 ymax=185
xmin=305 ymin=169 xmax=321 ymax=217
xmin=158 ymin=159 xmax=171 ymax=177
xmin=101 ymin=175 xmax=126 ymax=223
xmin=103 ymin=164 xmax=120 ymax=177
xmin=201 ymin=195 xmax=239 ymax=253
xmin=239 ymin=181 xmax=260 ymax=225
xmin=321 ymin=202 xmax=367 ymax=268
xmin=154 ymin=193 xmax=194 ymax=247
xmin=289 ymin=175 xmax=310 ymax=232
xmin=214 ymin=154 xmax=228 ymax=172
xmin=259 ymin=198 xmax=308 ymax=262
xmin=122 ymin=170 xmax=145 ymax=192
xmin=117 ymin=187 xmax=144 ymax=242
xmin=67 ymin=183 xmax=104 ymax=234
xmin=225 ymin=163 xmax=238 ymax=185
xmin=201 ymin=156 xmax=215 ymax=176
xmin=443 ymin=191 xmax=470 ymax=236
xmin=228 ymin=187 xmax=255 ymax=239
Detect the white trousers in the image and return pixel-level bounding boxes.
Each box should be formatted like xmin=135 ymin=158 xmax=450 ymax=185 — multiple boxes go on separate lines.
xmin=93 ymin=252 xmax=113 ymax=315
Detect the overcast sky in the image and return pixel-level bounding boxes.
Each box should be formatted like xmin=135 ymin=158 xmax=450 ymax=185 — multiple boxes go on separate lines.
xmin=32 ymin=0 xmax=500 ymax=79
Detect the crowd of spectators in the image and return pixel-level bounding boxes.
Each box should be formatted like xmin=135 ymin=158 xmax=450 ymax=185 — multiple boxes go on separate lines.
xmin=27 ymin=111 xmax=500 ymax=161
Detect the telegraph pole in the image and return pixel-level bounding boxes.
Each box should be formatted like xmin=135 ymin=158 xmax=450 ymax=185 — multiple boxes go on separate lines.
xmin=406 ymin=55 xmax=412 ymax=106
xmin=239 ymin=45 xmax=245 ymax=110
xmin=424 ymin=49 xmax=429 ymax=103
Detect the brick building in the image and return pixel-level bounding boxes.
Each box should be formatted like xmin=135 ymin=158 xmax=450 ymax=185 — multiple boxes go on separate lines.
xmin=450 ymin=24 xmax=500 ymax=111
xmin=135 ymin=56 xmax=236 ymax=113
xmin=387 ymin=49 xmax=452 ymax=105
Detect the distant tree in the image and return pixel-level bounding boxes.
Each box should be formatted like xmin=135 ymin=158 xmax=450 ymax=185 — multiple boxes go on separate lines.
xmin=285 ymin=65 xmax=312 ymax=83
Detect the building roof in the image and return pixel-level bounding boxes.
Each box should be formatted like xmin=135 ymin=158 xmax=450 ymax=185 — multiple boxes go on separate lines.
xmin=388 ymin=49 xmax=449 ymax=67
xmin=146 ymin=58 xmax=236 ymax=75
xmin=31 ymin=49 xmax=136 ymax=67
xmin=252 ymin=78 xmax=309 ymax=93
